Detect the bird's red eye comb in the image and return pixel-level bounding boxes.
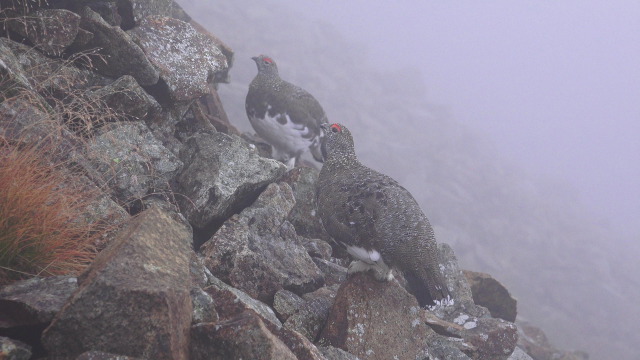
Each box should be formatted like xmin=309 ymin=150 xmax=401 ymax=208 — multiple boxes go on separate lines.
xmin=330 ymin=124 xmax=342 ymax=132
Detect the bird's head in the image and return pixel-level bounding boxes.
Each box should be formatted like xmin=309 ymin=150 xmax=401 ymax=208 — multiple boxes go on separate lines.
xmin=320 ymin=123 xmax=357 ymax=164
xmin=251 ymin=54 xmax=279 ymax=75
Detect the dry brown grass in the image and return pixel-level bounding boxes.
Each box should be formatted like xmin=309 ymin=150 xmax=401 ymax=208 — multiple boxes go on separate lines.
xmin=0 ymin=39 xmax=122 ymax=285
xmin=0 ymin=138 xmax=101 ymax=285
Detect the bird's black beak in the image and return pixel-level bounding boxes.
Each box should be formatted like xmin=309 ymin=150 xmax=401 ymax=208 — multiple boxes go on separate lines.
xmin=251 ymin=56 xmax=258 ymax=62
xmin=320 ymin=123 xmax=329 ymax=131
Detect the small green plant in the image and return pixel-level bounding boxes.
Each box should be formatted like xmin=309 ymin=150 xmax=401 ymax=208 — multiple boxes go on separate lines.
xmin=0 ymin=139 xmax=99 ymax=285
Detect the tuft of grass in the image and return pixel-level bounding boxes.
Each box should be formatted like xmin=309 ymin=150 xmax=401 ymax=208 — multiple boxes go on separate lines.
xmin=0 ymin=138 xmax=99 ymax=285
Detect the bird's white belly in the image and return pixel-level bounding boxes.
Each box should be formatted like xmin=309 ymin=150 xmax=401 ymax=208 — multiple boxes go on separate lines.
xmin=250 ymin=108 xmax=313 ymax=155
xmin=346 ymin=245 xmax=382 ymax=264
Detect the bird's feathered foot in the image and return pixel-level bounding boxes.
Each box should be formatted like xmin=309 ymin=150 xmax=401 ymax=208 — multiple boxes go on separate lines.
xmin=348 ymin=260 xmax=394 ymax=281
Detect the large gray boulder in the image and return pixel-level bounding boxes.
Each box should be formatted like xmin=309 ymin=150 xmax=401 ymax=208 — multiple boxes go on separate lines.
xmin=128 ymin=16 xmax=229 ymax=102
xmin=175 ymin=131 xmax=285 ymax=232
xmin=83 ymin=122 xmax=183 ymax=205
xmin=1 ymin=37 xmax=109 ymax=95
xmin=5 ymin=9 xmax=80 ymax=55
xmin=281 ymin=167 xmax=330 ymax=241
xmin=0 ymin=39 xmax=33 ymax=94
xmin=88 ymin=75 xmax=162 ymax=122
xmin=41 ymin=207 xmax=193 ymax=359
xmin=77 ymin=7 xmax=159 ymax=85
xmin=200 ymin=182 xmax=324 ymax=304
xmin=0 ymin=276 xmax=77 ymax=328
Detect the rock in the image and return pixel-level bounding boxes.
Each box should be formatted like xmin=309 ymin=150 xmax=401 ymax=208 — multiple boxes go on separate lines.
xmin=201 ymin=273 xmax=326 ymax=359
xmin=77 ymin=7 xmax=159 ymax=85
xmin=80 ymin=189 xmax=131 ymax=251
xmin=175 ymin=131 xmax=285 ymax=232
xmin=0 ymin=336 xmax=31 ymax=360
xmin=516 ymin=321 xmax=587 ymax=360
xmin=437 ymin=243 xmax=477 ymax=307
xmin=319 ymin=346 xmax=361 ymax=360
xmin=319 ymin=272 xmax=431 ymax=360
xmin=302 ymin=238 xmax=333 ymax=260
xmin=83 ymin=122 xmax=182 ymax=206
xmin=0 ymin=39 xmax=32 ymax=94
xmin=281 ymin=166 xmax=330 ymax=241
xmin=284 ymin=285 xmax=338 ymax=342
xmin=508 ymin=347 xmax=534 ymax=360
xmin=555 ymin=351 xmax=589 ymax=360
xmin=463 ymin=270 xmax=517 ymax=322
xmin=0 ymin=276 xmax=78 ymax=328
xmin=88 ymin=75 xmax=162 ymax=121
xmin=1 ymin=37 xmax=108 ymax=94
xmin=270 ymin=326 xmax=327 ymax=360
xmin=408 ymin=244 xmax=518 ymax=359
xmin=85 ymin=1 xmax=122 ymax=27
xmin=128 ymin=16 xmax=229 ymax=101
xmin=190 ymin=312 xmax=297 ymax=360
xmin=312 ymin=258 xmax=348 ymax=286
xmin=204 ymin=275 xmax=283 ymax=329
xmin=423 ymin=332 xmax=473 ymax=360
xmin=458 ymin=316 xmax=518 ymax=360
xmin=200 ymin=182 xmax=324 ymax=303
xmin=118 ymin=0 xmax=175 ymax=27
xmin=187 ymin=19 xmax=234 ymax=69
xmin=190 ymin=287 xmax=218 ymax=324
xmin=75 ymin=351 xmax=141 ymax=360
xmin=189 ymin=253 xmax=210 ymax=289
xmin=273 ymin=290 xmax=305 ymax=322
xmin=41 ymin=207 xmax=193 ymax=359
xmin=0 ymin=96 xmax=57 ymax=145
xmin=5 ymin=9 xmax=80 ymax=55
xmin=179 ymin=85 xmax=241 ymax=137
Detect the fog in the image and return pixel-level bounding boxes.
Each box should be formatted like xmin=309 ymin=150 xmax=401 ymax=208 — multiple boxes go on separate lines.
xmin=177 ymin=1 xmax=639 ymax=358
xmin=285 ymin=1 xmax=640 ymax=240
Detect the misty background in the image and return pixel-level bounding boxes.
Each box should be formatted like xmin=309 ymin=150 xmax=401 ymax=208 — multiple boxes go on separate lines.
xmin=177 ymin=1 xmax=639 ymax=359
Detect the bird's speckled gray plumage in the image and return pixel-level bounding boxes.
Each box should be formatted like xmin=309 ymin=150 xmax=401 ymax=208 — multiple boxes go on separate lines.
xmin=246 ymin=55 xmax=327 ymax=168
xmin=316 ymin=123 xmax=451 ymax=306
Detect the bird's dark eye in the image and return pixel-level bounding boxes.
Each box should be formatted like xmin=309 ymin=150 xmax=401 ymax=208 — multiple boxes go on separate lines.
xmin=330 ymin=124 xmax=341 ymax=133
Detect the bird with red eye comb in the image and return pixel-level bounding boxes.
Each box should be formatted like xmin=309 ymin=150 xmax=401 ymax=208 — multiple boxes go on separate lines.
xmin=246 ymin=54 xmax=328 ymax=169
xmin=316 ymin=122 xmax=453 ymax=307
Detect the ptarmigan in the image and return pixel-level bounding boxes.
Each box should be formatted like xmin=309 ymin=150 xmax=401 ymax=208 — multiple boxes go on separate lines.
xmin=245 ymin=54 xmax=327 ymax=169
xmin=316 ymin=123 xmax=452 ymax=307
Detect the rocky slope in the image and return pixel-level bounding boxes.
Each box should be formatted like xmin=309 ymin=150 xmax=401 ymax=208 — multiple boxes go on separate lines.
xmin=177 ymin=1 xmax=639 ymax=359
xmin=0 ymin=0 xmax=592 ymax=359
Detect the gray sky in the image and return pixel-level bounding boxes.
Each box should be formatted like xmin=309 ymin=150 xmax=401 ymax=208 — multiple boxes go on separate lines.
xmin=286 ymin=1 xmax=640 ymax=240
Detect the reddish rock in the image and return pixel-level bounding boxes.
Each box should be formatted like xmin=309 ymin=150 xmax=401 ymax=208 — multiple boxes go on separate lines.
xmin=41 ymin=207 xmax=193 ymax=359
xmin=319 ymin=273 xmax=430 ymax=360
xmin=204 ymin=277 xmax=326 ymax=359
xmin=190 ymin=312 xmax=297 ymax=360
xmin=464 ymin=270 xmax=517 ymax=322
xmin=461 ymin=317 xmax=518 ymax=360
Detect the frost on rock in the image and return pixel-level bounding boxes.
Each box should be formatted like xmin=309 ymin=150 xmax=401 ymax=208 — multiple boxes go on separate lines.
xmin=128 ymin=16 xmax=229 ymax=102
